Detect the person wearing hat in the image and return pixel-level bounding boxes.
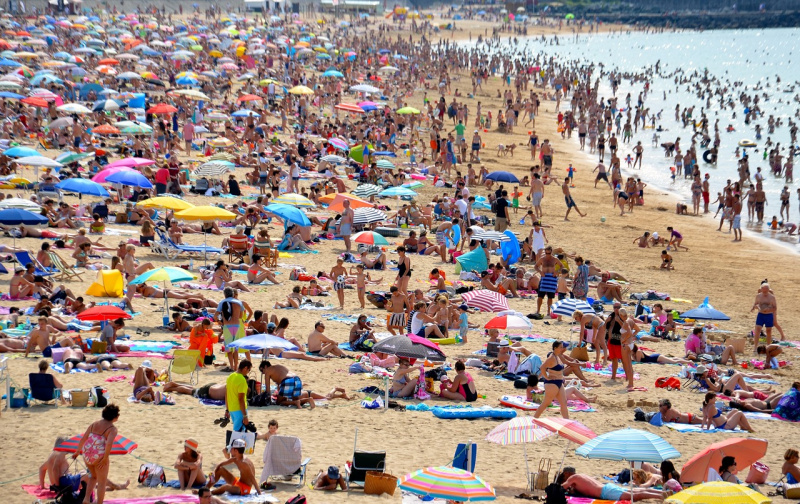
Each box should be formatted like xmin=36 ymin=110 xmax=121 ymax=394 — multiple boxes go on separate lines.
xmin=175 ymin=438 xmax=205 ymax=490
xmin=313 ymin=465 xmax=347 ymax=491
xmin=206 ymin=438 xmax=260 ymax=497
xmin=132 ymin=361 xmax=161 ymax=403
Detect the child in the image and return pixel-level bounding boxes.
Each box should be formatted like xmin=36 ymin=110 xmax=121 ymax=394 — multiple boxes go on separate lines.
xmin=625 ymin=154 xmax=633 ymax=169
xmin=487 ymin=328 xmax=500 ymax=343
xmin=566 ymin=164 xmax=575 ymax=187
xmin=660 ymin=250 xmax=674 ymax=270
xmin=430 ymin=268 xmax=446 ymax=294
xmin=329 ymin=258 xmax=348 ymax=310
xmin=352 ymin=264 xmax=370 ymax=309
xmin=256 ymin=419 xmax=279 ymax=441
xmin=90 ymin=213 xmax=105 ymax=234
xmin=458 ymin=304 xmax=473 ymax=344
xmin=511 ymin=186 xmax=521 ymax=214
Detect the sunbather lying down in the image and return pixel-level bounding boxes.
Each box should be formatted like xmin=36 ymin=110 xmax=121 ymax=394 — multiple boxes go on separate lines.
xmin=562 ymin=474 xmax=667 ymax=502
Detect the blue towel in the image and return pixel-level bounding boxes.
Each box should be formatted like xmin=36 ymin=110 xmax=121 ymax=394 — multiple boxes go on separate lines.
xmin=665 ymin=423 xmax=741 ymax=433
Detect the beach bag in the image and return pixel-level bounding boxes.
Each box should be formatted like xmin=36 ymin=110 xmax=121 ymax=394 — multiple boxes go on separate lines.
xmin=226 ymin=429 xmax=257 ymax=455
xmin=54 ymin=479 xmax=87 ymax=504
xmin=781 ymin=482 xmax=800 ymax=499
xmin=745 ymin=462 xmax=769 ymax=484
xmin=535 ymin=459 xmax=551 ymax=490
xmin=285 ymin=495 xmax=307 ymax=504
xmin=544 ymin=482 xmax=566 ymax=504
xmin=361 ymin=396 xmax=384 ymax=409
xmin=570 ymin=343 xmax=589 ymax=362
xmin=138 ymin=463 xmax=166 ymax=487
xmin=655 ymin=377 xmax=681 ymax=391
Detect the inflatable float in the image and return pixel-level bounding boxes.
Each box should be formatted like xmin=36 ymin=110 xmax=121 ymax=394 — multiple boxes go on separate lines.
xmin=428 ymin=337 xmax=458 ymax=345
xmin=499 ymin=395 xmax=544 ymax=411
xmin=432 ymin=406 xmax=516 ymax=419
xmin=738 ymin=139 xmax=757 ymax=148
xmin=702 ymin=150 xmax=716 ymax=163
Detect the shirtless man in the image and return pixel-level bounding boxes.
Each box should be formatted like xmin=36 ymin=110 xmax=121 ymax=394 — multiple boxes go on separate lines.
xmin=593 ymin=161 xmax=612 ymax=189
xmin=587 ymin=264 xmax=628 ymax=282
xmin=658 ymin=398 xmax=703 ymax=424
xmin=307 ymin=321 xmax=346 ymax=357
xmin=435 ymin=219 xmax=458 ymax=262
xmin=596 ymin=274 xmax=625 ymax=303
xmin=339 ymin=199 xmax=354 ymax=253
xmin=562 ymin=474 xmax=666 ymax=502
xmin=205 ymin=439 xmax=260 ymax=497
xmin=752 ymin=282 xmax=778 ymax=345
xmin=25 ymin=317 xmax=74 ymax=358
xmin=260 ymin=360 xmax=315 ymax=409
xmin=529 ymin=173 xmax=545 ymax=218
xmin=731 ymin=198 xmax=743 ymax=242
xmin=164 ymin=381 xmax=227 ymax=401
xmin=386 ymin=286 xmax=409 ymax=335
xmin=533 ymin=246 xmax=560 ymax=318
xmin=562 ymin=178 xmax=586 ymax=220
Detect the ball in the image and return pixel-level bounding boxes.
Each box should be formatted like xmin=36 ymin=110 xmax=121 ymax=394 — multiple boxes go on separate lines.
xmin=600 ymin=216 xmax=606 ymax=222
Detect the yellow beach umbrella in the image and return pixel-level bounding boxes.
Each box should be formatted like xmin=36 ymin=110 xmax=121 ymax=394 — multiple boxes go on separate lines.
xmin=174 ymin=205 xmax=236 ymax=221
xmin=137 ymin=196 xmax=195 ymax=211
xmin=288 ymin=85 xmax=314 ymax=95
xmin=271 ymin=193 xmax=315 ymax=208
xmin=666 ymin=481 xmax=771 ymax=504
xmin=209 ymin=49 xmax=223 ymax=57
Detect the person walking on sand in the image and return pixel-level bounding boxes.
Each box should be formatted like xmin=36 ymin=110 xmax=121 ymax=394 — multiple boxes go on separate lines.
xmin=752 ymin=283 xmax=778 ymax=345
xmin=72 ymin=404 xmax=120 ymax=504
xmin=562 ymin=178 xmax=586 ymax=220
xmin=529 ymin=173 xmax=545 ymax=218
xmin=339 ymin=199 xmax=354 ymax=253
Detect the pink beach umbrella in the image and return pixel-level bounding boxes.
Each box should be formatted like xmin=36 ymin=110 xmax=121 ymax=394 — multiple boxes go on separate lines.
xmin=92 ymin=166 xmax=134 ymax=183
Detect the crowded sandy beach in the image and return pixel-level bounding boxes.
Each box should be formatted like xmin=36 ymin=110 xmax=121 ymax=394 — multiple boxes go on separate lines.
xmin=0 ymin=4 xmax=799 ymax=504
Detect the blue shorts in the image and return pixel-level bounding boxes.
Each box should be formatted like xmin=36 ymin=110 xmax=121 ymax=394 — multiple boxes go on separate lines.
xmin=601 ymin=483 xmax=626 ymax=501
xmin=339 ymin=223 xmax=351 ymax=236
xmin=755 ymin=312 xmax=774 ymax=328
xmin=230 ymin=410 xmax=245 ymax=431
xmin=42 ymin=342 xmax=61 ymax=358
xmin=279 ymin=376 xmax=303 ymax=399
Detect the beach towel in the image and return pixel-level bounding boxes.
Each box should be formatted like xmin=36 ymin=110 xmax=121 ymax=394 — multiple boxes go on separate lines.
xmin=50 ymin=362 xmax=97 ymax=374
xmin=665 ymin=423 xmax=741 ymax=433
xmin=103 ymin=495 xmax=201 ymax=504
xmin=772 ymin=387 xmax=800 ymax=422
xmin=104 ymin=375 xmax=129 ymax=383
xmin=126 ymin=340 xmax=181 ymax=353
xmin=176 ymin=282 xmax=220 ymax=291
xmin=298 ymin=303 xmax=334 ymax=310
xmin=567 ymin=497 xmax=631 ymax=504
xmin=582 ymin=364 xmax=639 ymax=380
xmin=322 ymin=313 xmax=379 ymax=326
xmin=163 ymin=479 xmax=223 ymax=489
xmin=743 ymin=377 xmax=780 ymax=385
xmin=521 ymin=334 xmax=559 ymax=344
xmin=112 ymin=352 xmax=173 ymax=360
xmin=199 ymin=398 xmax=225 ymax=407
xmin=1 ymin=294 xmax=33 ymax=300
xmin=744 ymin=411 xmax=783 ymax=421
xmin=21 ymin=485 xmax=57 ymax=499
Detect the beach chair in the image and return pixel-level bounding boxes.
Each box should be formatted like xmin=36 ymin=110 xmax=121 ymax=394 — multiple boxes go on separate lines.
xmin=346 ymin=428 xmax=386 ymax=489
xmin=683 ymin=372 xmax=707 ymax=393
xmin=13 ymin=251 xmax=54 ymax=276
xmin=261 ymin=248 xmax=278 ymax=268
xmin=154 ymin=228 xmax=223 ymax=260
xmin=37 ymin=186 xmax=62 ymax=202
xmin=227 ymin=235 xmax=250 ymax=264
xmin=260 ymin=435 xmax=310 ymax=488
xmin=452 ymin=442 xmax=477 ymax=472
xmin=168 ymin=349 xmax=200 ymax=385
xmin=28 ymin=373 xmax=60 ymax=407
xmin=47 ymin=251 xmax=84 ymax=282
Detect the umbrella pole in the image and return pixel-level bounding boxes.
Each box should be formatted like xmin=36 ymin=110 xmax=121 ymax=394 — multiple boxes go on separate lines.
xmin=524 ymin=443 xmax=531 ymax=492
xmin=383 ymin=375 xmax=389 ymax=411
xmin=203 ymin=231 xmax=208 ymax=267
xmin=557 ymin=442 xmax=569 ymax=475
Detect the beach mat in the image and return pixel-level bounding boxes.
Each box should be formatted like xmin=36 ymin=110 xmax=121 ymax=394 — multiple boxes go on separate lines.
xmin=126 ymin=340 xmax=181 ymax=353
xmin=568 ymin=498 xmax=631 ymax=504
xmin=21 ymin=485 xmax=57 ymax=499
xmin=104 ymin=495 xmax=200 ymax=504
xmin=666 ymin=423 xmax=742 ymax=433
xmin=163 ymin=479 xmax=223 ymax=489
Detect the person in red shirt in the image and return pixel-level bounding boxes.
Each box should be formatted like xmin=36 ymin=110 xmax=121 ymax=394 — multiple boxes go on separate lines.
xmin=154 ymin=164 xmax=170 ymax=194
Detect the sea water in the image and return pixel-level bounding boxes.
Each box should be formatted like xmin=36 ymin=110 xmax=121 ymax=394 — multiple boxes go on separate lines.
xmin=464 ymin=28 xmax=800 ymax=248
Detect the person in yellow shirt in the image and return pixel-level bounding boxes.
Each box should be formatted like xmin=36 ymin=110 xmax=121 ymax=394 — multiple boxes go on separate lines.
xmin=225 ymin=360 xmax=252 ymax=432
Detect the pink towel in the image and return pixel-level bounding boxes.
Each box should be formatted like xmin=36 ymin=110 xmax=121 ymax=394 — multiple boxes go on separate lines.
xmin=105 ymin=495 xmax=199 ymax=504
xmin=105 ymin=375 xmax=129 ymax=382
xmin=21 ymin=485 xmax=57 ymax=499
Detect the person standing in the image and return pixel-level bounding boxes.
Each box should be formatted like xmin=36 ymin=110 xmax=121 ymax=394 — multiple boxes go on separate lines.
xmin=529 ymin=173 xmax=545 ymax=218
xmin=562 ymin=178 xmax=586 ymax=220
xmin=339 ymin=199 xmax=354 ymax=253
xmin=72 ymin=404 xmax=120 ymax=504
xmin=395 ymin=246 xmax=412 ymax=295
xmin=494 ymin=190 xmax=510 ymax=232
xmin=224 ymin=360 xmax=252 ymax=433
xmin=752 ymin=283 xmax=777 ymax=345
xmin=218 ymin=288 xmax=245 ymax=371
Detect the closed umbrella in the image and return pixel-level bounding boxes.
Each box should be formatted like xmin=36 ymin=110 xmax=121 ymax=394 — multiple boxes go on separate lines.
xmin=55 ymin=434 xmax=138 ymax=455
xmin=56 ymin=178 xmax=110 ymax=198
xmin=681 ymin=297 xmax=730 ymax=321
xmin=105 ymin=170 xmax=153 ymax=189
xmin=462 ymin=290 xmax=509 ymax=312
xmin=76 ymin=305 xmax=132 ymax=321
xmin=372 ymin=334 xmax=445 ymax=362
xmin=352 ymin=207 xmax=386 ymax=225
xmin=551 ymin=298 xmax=594 ymax=318
xmin=575 ymin=428 xmax=680 ymax=463
xmin=264 ymin=203 xmax=311 ymax=227
xmin=666 ymin=481 xmax=771 ymax=504
xmin=485 ymin=171 xmax=520 ymax=183
xmin=399 ymin=466 xmax=495 ymax=502
xmin=680 ymin=438 xmax=768 ymax=485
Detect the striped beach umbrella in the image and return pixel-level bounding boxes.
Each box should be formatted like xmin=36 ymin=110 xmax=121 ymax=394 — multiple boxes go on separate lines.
xmin=334 ymin=102 xmax=364 ymax=114
xmin=550 ymin=298 xmax=594 ymax=318
xmin=352 ymin=231 xmax=389 ymax=246
xmin=272 ymin=193 xmax=315 ymax=208
xmin=461 ymin=290 xmax=509 ymax=313
xmin=327 ymin=137 xmax=349 ymax=151
xmin=575 ymin=428 xmax=680 ymax=463
xmin=320 ymin=154 xmax=346 ymax=164
xmin=193 ymin=162 xmax=233 ymax=178
xmin=399 ymin=466 xmax=496 ymax=502
xmin=352 ymin=207 xmax=386 ymax=225
xmin=472 ymin=230 xmax=511 ymax=242
xmin=531 ymin=417 xmax=597 ymax=445
xmin=486 ymin=417 xmax=555 ymax=446
xmin=352 ymin=183 xmax=382 ymax=198
xmin=55 ymin=434 xmax=138 ymax=455
xmin=484 ymin=312 xmax=532 ymax=331
xmin=379 ymin=186 xmax=417 ymax=197
xmin=666 ymin=481 xmax=771 ymax=504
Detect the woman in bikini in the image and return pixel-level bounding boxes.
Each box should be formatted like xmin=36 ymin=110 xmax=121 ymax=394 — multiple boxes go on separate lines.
xmin=573 ymin=309 xmax=607 ymax=366
xmin=701 ymin=392 xmax=755 ymax=432
xmin=246 ymin=255 xmax=280 ymax=285
xmin=632 ymin=345 xmax=694 ymax=366
xmin=417 ymin=231 xmax=444 ymax=257
xmin=395 ymin=246 xmax=412 ymax=294
xmin=440 ymin=360 xmax=478 ymax=402
xmin=72 ymin=404 xmax=120 ymax=504
xmin=534 ymin=341 xmax=570 ymax=419
xmin=208 ymin=261 xmax=251 ymax=292
xmin=72 ymin=243 xmax=104 ymax=269
xmin=479 ymin=270 xmax=519 ymax=298
xmin=618 ymin=308 xmax=638 ymax=391
xmin=389 ymin=358 xmax=421 ymax=398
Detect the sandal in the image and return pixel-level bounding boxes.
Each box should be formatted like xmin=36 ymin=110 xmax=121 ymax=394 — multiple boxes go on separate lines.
xmin=260 ymin=482 xmax=276 ymax=491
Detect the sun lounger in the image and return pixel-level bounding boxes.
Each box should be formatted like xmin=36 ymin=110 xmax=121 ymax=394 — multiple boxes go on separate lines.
xmin=260 ymin=435 xmax=310 ymax=488
xmin=152 ymin=228 xmax=223 ymax=260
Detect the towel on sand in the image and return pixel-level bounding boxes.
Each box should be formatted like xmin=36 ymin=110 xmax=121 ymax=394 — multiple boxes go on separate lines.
xmin=666 ymin=423 xmax=741 ymax=433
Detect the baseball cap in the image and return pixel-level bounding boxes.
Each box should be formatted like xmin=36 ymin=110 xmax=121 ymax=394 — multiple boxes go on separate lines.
xmin=267 ymin=322 xmax=277 ymax=330
xmin=230 ymin=439 xmax=246 ymax=449
xmin=695 ymin=365 xmax=707 ymax=375
xmin=327 ymin=466 xmax=340 ymax=480
xmin=458 ymin=304 xmax=469 ymax=311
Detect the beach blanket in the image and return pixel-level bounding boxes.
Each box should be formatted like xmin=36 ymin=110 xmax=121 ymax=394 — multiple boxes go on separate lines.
xmin=1 ymin=294 xmax=33 ymax=301
xmin=176 ymin=282 xmax=220 ymax=291
xmin=568 ymin=497 xmax=631 ymax=504
xmin=113 ymin=351 xmax=173 ymax=360
xmin=21 ymin=485 xmax=56 ymax=499
xmin=104 ymin=375 xmax=129 ymax=383
xmin=520 ymin=334 xmax=558 ymax=344
xmin=744 ymin=412 xmax=783 ymax=421
xmin=199 ymin=398 xmax=225 ymax=407
xmin=743 ymin=377 xmax=780 ymax=385
xmin=163 ymin=479 xmax=223 ymax=489
xmin=772 ymin=387 xmax=800 ymax=422
xmin=51 ymin=362 xmax=97 ymax=374
xmin=666 ymin=423 xmax=741 ymax=433
xmin=298 ymin=303 xmax=334 ymax=310
xmin=126 ymin=340 xmax=181 ymax=353
xmin=582 ymin=364 xmax=639 ymax=380
xmin=322 ymin=313 xmax=379 ymax=326
xmin=104 ymin=495 xmax=200 ymax=504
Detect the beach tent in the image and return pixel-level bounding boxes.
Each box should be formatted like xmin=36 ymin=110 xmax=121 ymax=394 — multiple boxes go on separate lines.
xmin=85 ymin=270 xmax=124 ymax=298
xmin=455 ymin=247 xmax=488 ymax=274
xmin=500 ymin=230 xmax=520 ymax=266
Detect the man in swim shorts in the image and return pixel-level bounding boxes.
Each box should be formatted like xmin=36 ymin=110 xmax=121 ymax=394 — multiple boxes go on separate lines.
xmin=261 ymin=360 xmax=315 ymax=409
xmin=562 ymin=474 xmax=666 ymax=501
xmin=206 ymin=439 xmax=260 ymax=497
xmin=752 ymin=282 xmax=777 ymax=345
xmin=533 ymin=246 xmax=559 ymax=318
xmin=219 ymin=288 xmax=245 ymax=371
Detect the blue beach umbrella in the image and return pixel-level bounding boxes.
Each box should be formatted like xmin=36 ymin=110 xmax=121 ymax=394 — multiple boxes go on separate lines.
xmin=575 ymin=428 xmax=680 ymax=463
xmin=105 ymin=170 xmax=153 ymax=189
xmin=681 ymin=297 xmax=730 ymax=321
xmin=379 ymin=186 xmax=417 ymax=197
xmin=226 ymin=333 xmax=298 ymax=352
xmin=0 ymin=208 xmax=48 ymax=247
xmin=3 ymin=146 xmax=40 ymax=158
xmin=264 ymin=203 xmax=311 ymax=227
xmin=485 ymin=171 xmax=520 ymax=183
xmin=0 ymin=91 xmax=24 ymax=99
xmin=56 ymin=178 xmax=110 ymax=198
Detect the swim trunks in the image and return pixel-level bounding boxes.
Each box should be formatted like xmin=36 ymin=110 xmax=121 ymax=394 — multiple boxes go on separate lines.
xmin=755 ymin=312 xmax=774 ymax=328
xmin=564 ymin=196 xmax=576 ymax=209
xmin=223 ymin=324 xmax=243 ymax=349
xmin=339 ymin=223 xmax=351 ymax=236
xmin=278 ymin=376 xmax=303 ymax=399
xmin=42 ymin=342 xmax=61 ymax=358
xmin=232 ymin=477 xmax=251 ymax=495
xmin=732 ymin=215 xmax=741 ymax=229
xmin=532 ymin=192 xmax=543 ymax=206
xmin=389 ymin=312 xmax=406 ymax=327
xmin=601 ymin=483 xmax=626 ymax=501
xmin=194 ymin=383 xmax=214 ymax=399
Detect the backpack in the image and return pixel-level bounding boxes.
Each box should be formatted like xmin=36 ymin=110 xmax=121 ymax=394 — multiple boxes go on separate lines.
xmin=138 ymin=463 xmax=166 ymax=487
xmin=286 ymin=495 xmax=307 ymax=504
xmin=91 ymin=386 xmax=108 ymax=408
xmin=54 ymin=480 xmax=87 ymax=504
xmin=544 ymin=482 xmax=567 ymax=504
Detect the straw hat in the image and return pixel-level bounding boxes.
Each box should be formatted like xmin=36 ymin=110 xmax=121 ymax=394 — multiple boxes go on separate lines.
xmin=185 ymin=438 xmax=199 ymax=451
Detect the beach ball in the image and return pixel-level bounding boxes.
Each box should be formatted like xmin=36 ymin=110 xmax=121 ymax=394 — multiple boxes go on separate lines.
xmin=600 ymin=216 xmax=606 ymax=222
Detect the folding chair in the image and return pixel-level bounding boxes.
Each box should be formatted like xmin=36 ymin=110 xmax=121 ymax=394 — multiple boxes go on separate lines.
xmin=260 ymin=435 xmax=311 ymax=488
xmin=683 ymin=373 xmax=707 ymax=393
xmin=228 ymin=235 xmax=250 ymax=264
xmin=168 ymin=349 xmax=201 ymax=385
xmin=14 ymin=251 xmax=54 ymax=276
xmin=263 ymin=248 xmax=278 ymax=268
xmin=29 ymin=373 xmax=60 ymax=407
xmin=452 ymin=442 xmax=477 ymax=472
xmin=346 ymin=428 xmax=386 ymax=489
xmin=46 ymin=252 xmax=84 ymax=282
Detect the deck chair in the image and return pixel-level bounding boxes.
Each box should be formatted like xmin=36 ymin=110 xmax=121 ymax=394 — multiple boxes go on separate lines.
xmin=0 ymin=262 xmax=7 ymax=275
xmin=228 ymin=235 xmax=250 ymax=264
xmin=346 ymin=428 xmax=387 ymax=489
xmin=452 ymin=442 xmax=477 ymax=472
xmin=261 ymin=247 xmax=278 ymax=268
xmin=683 ymin=372 xmax=707 ymax=393
xmin=260 ymin=435 xmax=310 ymax=488
xmin=155 ymin=228 xmax=223 ymax=259
xmin=168 ymin=349 xmax=200 ymax=385
xmin=37 ymin=187 xmax=62 ymax=202
xmin=14 ymin=251 xmax=54 ymax=276
xmin=29 ymin=373 xmax=60 ymax=407
xmin=47 ymin=252 xmax=84 ymax=282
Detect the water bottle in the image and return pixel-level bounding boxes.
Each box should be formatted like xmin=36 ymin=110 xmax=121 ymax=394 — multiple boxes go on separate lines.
xmin=24 ymin=317 xmax=31 ymax=330
xmin=189 ymin=258 xmax=194 ymax=271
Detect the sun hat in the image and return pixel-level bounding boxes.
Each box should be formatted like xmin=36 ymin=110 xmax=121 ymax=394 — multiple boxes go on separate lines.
xmin=140 ymin=360 xmax=153 ymax=369
xmin=695 ymin=365 xmax=707 ymax=375
xmin=185 ymin=439 xmax=199 ymax=451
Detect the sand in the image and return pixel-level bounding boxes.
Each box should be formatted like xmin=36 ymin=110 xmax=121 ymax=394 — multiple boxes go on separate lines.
xmin=0 ymin=12 xmax=798 ymax=504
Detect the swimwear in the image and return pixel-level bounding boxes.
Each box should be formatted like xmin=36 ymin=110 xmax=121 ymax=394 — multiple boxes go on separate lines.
xmin=82 ymin=426 xmax=112 ymax=465
xmin=389 ymin=312 xmax=406 ymax=327
xmin=641 ymin=353 xmax=660 ymax=364
xmin=194 ymin=383 xmax=214 ymax=399
xmin=532 ymin=192 xmax=543 ymax=206
xmin=339 ymin=223 xmax=351 ymax=236
xmin=223 ymin=324 xmax=244 ymax=348
xmin=42 ymin=342 xmax=61 ymax=358
xmin=756 ymin=312 xmax=774 ymax=328
xmin=457 ymin=372 xmax=478 ymax=402
xmin=64 ymin=357 xmax=83 ymax=367
xmin=538 ymin=273 xmax=557 ymax=299
xmin=787 ymin=473 xmax=799 ymax=484
xmin=232 ymin=477 xmax=252 ymax=495
xmin=278 ymin=376 xmax=303 ymax=399
xmin=564 ymin=195 xmax=576 ymax=208
xmin=543 ymin=356 xmax=565 ymax=389
xmin=601 ymin=483 xmax=626 ymax=501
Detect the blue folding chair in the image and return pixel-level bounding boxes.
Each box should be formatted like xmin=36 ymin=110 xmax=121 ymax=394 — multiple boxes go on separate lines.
xmin=29 ymin=373 xmax=60 ymax=407
xmin=452 ymin=442 xmax=477 ymax=472
xmin=14 ymin=251 xmax=53 ymax=276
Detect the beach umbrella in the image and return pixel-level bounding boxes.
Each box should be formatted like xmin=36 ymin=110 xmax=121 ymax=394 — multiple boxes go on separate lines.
xmin=104 ymin=170 xmax=153 ymax=189
xmin=666 ymin=481 xmax=770 ymax=504
xmin=487 ymin=417 xmax=555 ymax=445
xmin=92 ymin=99 xmax=121 ymax=112
xmin=13 ymin=155 xmax=63 ymax=168
xmin=226 ymin=334 xmax=298 ymax=352
xmin=373 ymin=334 xmax=446 ymax=362
xmin=137 ymin=196 xmax=194 ymax=211
xmin=472 ymin=230 xmax=511 ymax=242
xmin=92 ymin=124 xmax=121 ymax=135
xmin=327 ymin=138 xmax=348 ymax=151
xmin=147 ymin=103 xmax=177 ymax=114
xmin=349 ymin=84 xmax=380 ymax=94
xmin=379 ymin=186 xmax=417 ymax=197
xmin=352 ymin=231 xmax=389 ymax=246
xmin=322 ymin=69 xmax=343 ymax=78
xmin=0 ymin=198 xmax=40 ymax=211
xmin=320 ymin=154 xmax=346 ymax=164
xmin=319 ymin=192 xmax=357 ymax=205
xmin=550 ymin=298 xmax=594 ymax=318
xmin=3 ymin=146 xmax=39 ymax=157
xmin=54 ymin=434 xmax=138 ymax=455
xmin=237 ymin=93 xmax=262 ymax=103
xmin=396 ymin=106 xmax=420 ymax=114
xmin=532 ymin=417 xmax=597 ymax=445
xmin=680 ymin=438 xmax=768 ymax=485
xmin=376 ymin=159 xmax=395 ymax=169
xmin=121 ymin=124 xmax=153 ymax=134
xmin=484 ymin=311 xmax=532 ymax=331
xmin=264 ymin=203 xmax=311 ymax=227
xmin=327 ymin=194 xmax=372 ymax=212
xmin=193 ymin=162 xmax=233 ymax=177
xmin=171 ymin=89 xmax=210 ymax=101
xmin=209 ymin=138 xmax=234 ymax=148
xmin=461 ymin=290 xmax=509 ymax=312
xmin=48 ymin=117 xmax=74 ymax=130
xmin=681 ymin=297 xmax=730 ymax=321
xmin=76 ymin=305 xmax=132 ymax=321
xmin=271 ymin=193 xmax=315 ymax=208
xmin=175 ymin=206 xmax=236 ymax=222
xmin=128 ymin=266 xmax=196 ymax=312
xmin=55 ymin=152 xmax=93 ymax=165
xmin=399 ymin=466 xmax=495 ymax=502
xmin=92 ymin=166 xmax=133 ymax=184
xmin=334 ymin=102 xmax=364 ymax=114
xmin=56 ymin=178 xmax=110 ymax=198
xmin=56 ymin=103 xmax=91 ymax=114
xmin=288 ymin=85 xmax=314 ymax=95
xmin=485 ymin=171 xmax=519 ymax=183
xmin=575 ymin=428 xmax=680 ymax=463
xmin=0 ymin=207 xmax=47 ymax=247
xmin=352 ymin=184 xmax=382 ymax=198
xmin=358 ymin=100 xmax=379 ymax=111
xmin=352 ymin=207 xmax=387 ymax=225
xmin=105 ymin=157 xmax=156 ymax=169
xmin=231 ymin=109 xmax=258 ymax=118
